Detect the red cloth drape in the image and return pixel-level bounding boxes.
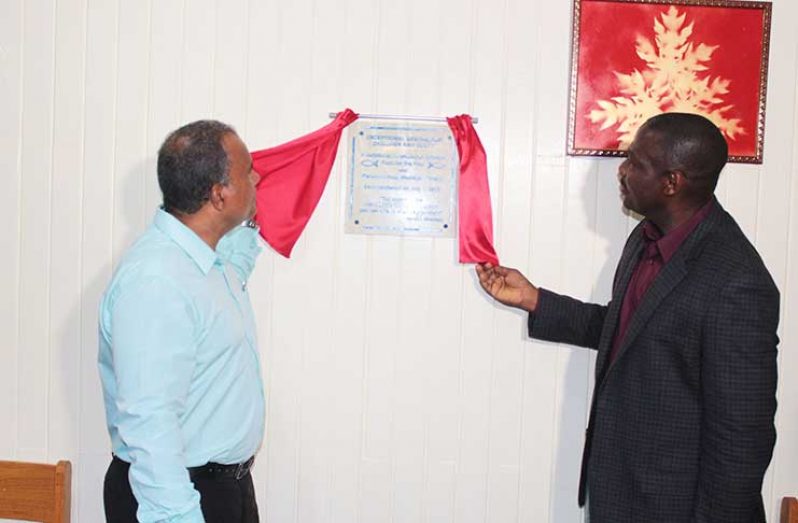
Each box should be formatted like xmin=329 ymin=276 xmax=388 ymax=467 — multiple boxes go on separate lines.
xmin=447 ymin=115 xmax=499 ymax=265
xmin=251 ymin=109 xmax=358 ymax=257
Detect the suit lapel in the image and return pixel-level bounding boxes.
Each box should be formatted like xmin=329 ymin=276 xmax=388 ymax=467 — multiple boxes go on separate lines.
xmin=594 ymin=228 xmax=644 ymax=381
xmin=598 ymin=201 xmax=725 ymax=387
xmin=607 ymin=254 xmax=688 ymax=369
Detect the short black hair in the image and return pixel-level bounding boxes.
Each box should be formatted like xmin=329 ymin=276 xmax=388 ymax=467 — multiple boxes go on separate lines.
xmin=157 ymin=120 xmax=237 ymax=214
xmin=639 ymin=112 xmax=728 ymax=198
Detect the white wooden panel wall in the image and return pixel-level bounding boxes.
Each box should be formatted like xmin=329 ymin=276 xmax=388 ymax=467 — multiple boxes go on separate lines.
xmin=1 ymin=0 xmax=797 ymax=521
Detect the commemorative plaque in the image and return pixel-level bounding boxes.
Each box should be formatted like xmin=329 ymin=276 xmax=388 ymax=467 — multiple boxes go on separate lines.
xmin=345 ymin=119 xmax=458 ymax=237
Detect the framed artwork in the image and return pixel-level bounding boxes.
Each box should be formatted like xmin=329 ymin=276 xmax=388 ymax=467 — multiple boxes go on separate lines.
xmin=567 ymin=0 xmax=772 ymax=163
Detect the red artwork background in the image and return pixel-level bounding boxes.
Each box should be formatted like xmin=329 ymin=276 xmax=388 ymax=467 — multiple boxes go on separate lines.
xmin=569 ymin=0 xmax=770 ymax=162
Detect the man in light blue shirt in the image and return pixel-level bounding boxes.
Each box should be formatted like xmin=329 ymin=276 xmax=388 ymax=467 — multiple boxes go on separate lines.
xmin=99 ymin=120 xmax=265 ymax=522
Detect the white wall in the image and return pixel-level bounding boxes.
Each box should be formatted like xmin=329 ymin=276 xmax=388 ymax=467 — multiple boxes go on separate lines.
xmin=1 ymin=0 xmax=796 ymax=521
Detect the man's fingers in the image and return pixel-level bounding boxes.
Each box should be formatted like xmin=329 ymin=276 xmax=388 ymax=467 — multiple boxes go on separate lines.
xmin=492 ymin=266 xmax=511 ymax=277
xmin=476 ymin=263 xmax=513 ymax=300
xmin=475 ymin=265 xmax=490 ymax=286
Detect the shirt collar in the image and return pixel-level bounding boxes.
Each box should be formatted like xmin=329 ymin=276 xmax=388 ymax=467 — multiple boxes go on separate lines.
xmin=153 ymin=208 xmax=219 ymax=274
xmin=643 ymin=198 xmax=715 ymax=264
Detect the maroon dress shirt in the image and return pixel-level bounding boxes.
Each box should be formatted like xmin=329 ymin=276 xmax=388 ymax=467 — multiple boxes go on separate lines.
xmin=609 ymin=199 xmax=715 ymax=361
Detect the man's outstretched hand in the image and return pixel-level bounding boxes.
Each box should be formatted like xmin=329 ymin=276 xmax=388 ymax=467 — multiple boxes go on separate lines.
xmin=475 ymin=263 xmax=539 ymax=312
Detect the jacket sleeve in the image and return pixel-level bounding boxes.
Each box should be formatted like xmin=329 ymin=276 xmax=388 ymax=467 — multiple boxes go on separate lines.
xmin=528 ymin=288 xmax=608 ymax=350
xmin=694 ymin=272 xmax=779 ymax=522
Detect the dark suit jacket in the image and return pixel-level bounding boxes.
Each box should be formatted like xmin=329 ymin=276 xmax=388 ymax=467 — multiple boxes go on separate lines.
xmin=529 ymin=200 xmax=779 ymax=523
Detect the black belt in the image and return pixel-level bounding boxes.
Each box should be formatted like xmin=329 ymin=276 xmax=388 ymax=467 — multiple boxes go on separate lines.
xmin=188 ymin=456 xmax=255 ymax=481
xmin=112 ymin=455 xmax=255 ymax=481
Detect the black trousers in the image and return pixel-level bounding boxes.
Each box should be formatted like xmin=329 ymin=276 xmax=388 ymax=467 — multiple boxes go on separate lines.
xmin=104 ymin=457 xmax=259 ymax=522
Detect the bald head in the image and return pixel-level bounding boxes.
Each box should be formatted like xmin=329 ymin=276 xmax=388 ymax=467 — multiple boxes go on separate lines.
xmin=638 ymin=113 xmax=728 ymax=202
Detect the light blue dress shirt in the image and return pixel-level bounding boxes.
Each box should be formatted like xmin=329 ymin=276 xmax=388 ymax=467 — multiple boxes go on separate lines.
xmin=98 ymin=209 xmax=265 ymax=522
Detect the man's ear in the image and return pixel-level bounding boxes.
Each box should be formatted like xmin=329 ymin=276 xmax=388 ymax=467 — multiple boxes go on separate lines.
xmin=209 ymin=183 xmax=226 ymax=211
xmin=663 ymin=170 xmax=686 ymax=196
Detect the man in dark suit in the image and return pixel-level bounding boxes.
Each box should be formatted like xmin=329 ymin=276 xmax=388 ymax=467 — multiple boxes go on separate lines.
xmin=476 ymin=113 xmax=779 ymax=522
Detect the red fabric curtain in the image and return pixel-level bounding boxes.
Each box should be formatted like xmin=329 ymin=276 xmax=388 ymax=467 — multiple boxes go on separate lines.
xmin=251 ymin=109 xmax=358 ymax=257
xmin=447 ymin=115 xmax=499 ymax=265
